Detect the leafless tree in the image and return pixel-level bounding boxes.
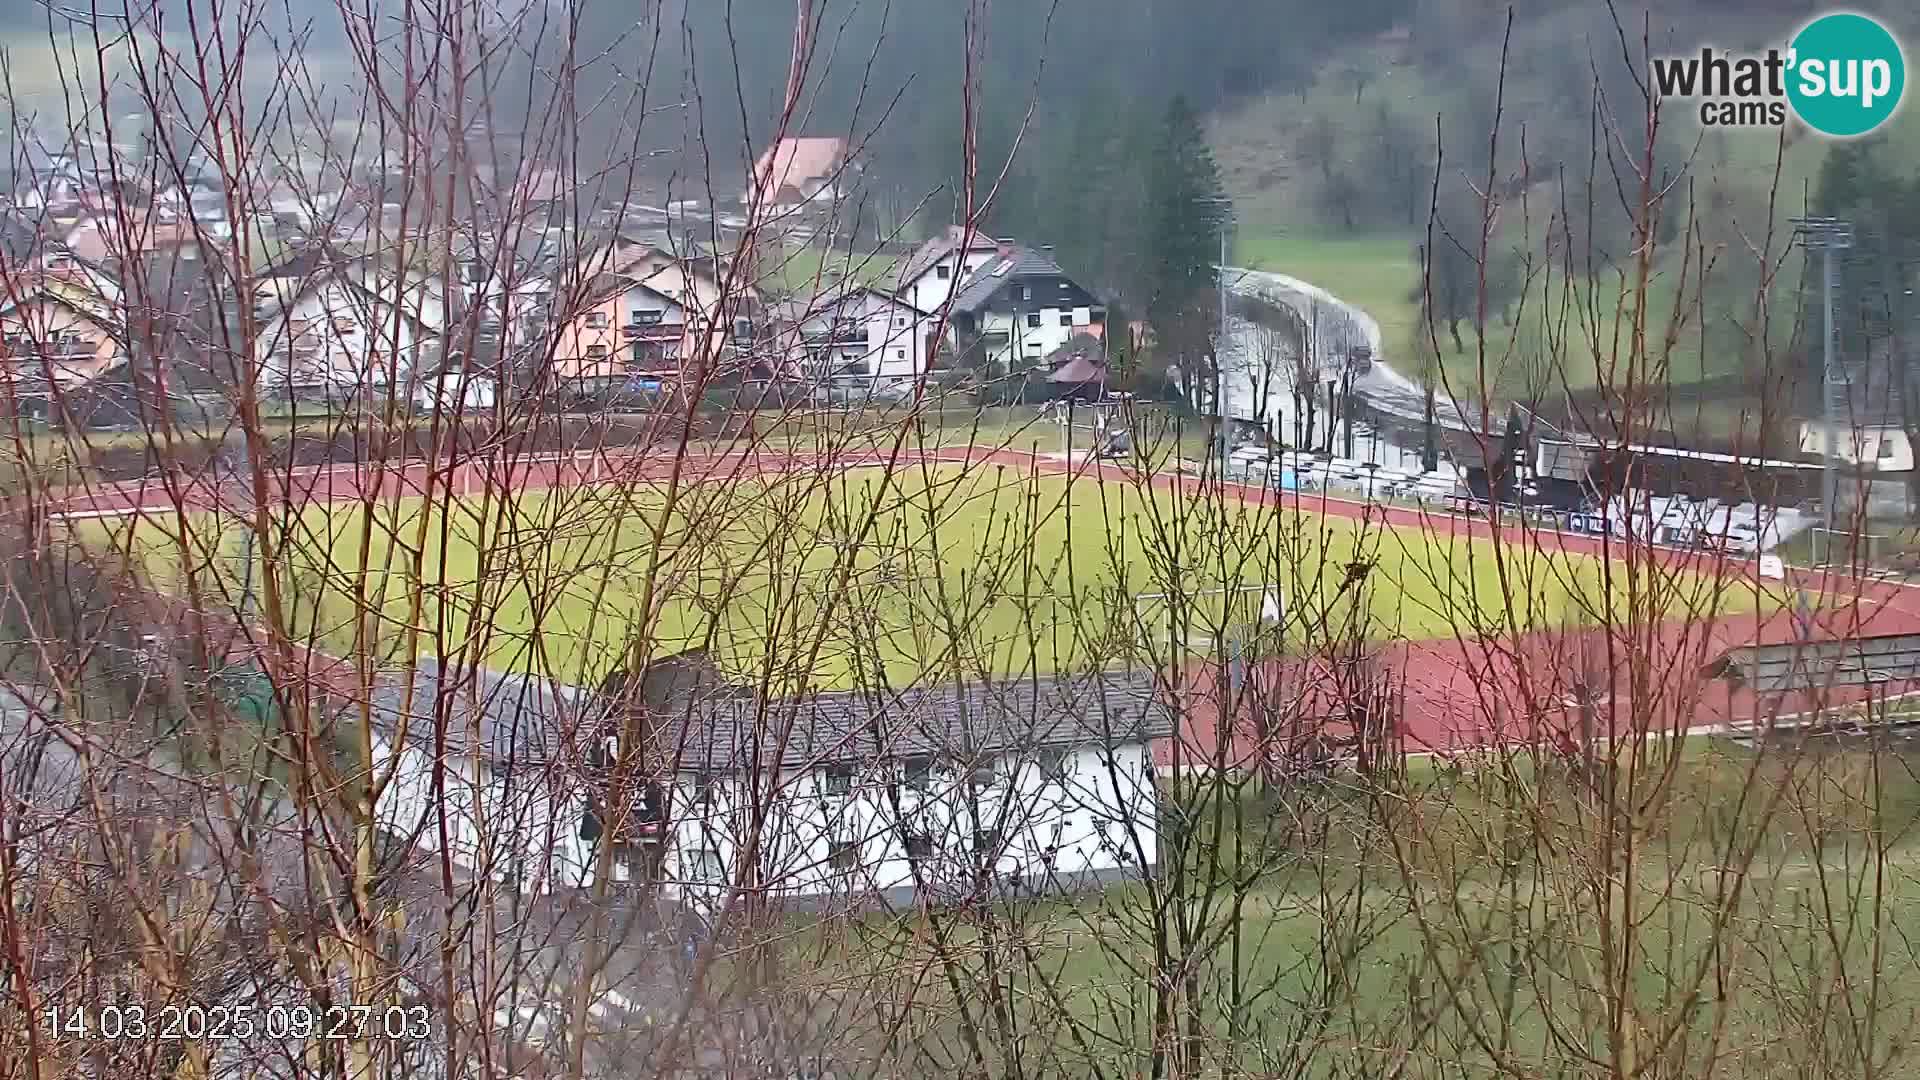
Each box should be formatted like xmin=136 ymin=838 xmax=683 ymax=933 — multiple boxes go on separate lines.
xmin=0 ymin=2 xmax=1910 ymax=1080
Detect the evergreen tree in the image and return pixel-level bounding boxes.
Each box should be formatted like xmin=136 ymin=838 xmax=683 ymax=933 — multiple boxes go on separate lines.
xmin=1143 ymin=95 xmax=1228 ymax=398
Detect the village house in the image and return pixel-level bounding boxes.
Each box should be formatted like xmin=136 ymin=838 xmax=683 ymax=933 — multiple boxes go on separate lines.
xmin=943 ymin=243 xmax=1107 ymax=373
xmin=0 ymin=276 xmax=125 ymax=417
xmin=251 ymin=248 xmax=448 ymax=401
xmin=1797 ymin=377 xmax=1916 ymax=473
xmin=891 ymin=224 xmax=1005 ymax=315
xmin=367 ymin=656 xmax=1171 ymax=910
xmin=576 ymin=229 xmax=757 ymax=344
xmin=541 ymin=272 xmax=696 ymax=391
xmin=742 ymin=136 xmax=857 ymax=215
xmin=775 ymin=285 xmax=933 ymax=387
xmin=0 ymin=219 xmax=130 ymax=418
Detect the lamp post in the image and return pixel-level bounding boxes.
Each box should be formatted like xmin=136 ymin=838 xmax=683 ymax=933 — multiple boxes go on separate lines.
xmin=1204 ymin=197 xmax=1235 ymax=485
xmin=1792 ymin=216 xmax=1853 ymax=565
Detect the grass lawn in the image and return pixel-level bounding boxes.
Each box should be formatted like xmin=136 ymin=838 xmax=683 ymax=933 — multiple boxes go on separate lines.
xmin=1234 ymin=223 xmax=1776 ymax=409
xmin=760 ymin=244 xmax=903 ymax=297
xmin=91 ymin=463 xmax=1772 ymax=692
xmin=773 ymin=738 xmax=1920 ymax=1076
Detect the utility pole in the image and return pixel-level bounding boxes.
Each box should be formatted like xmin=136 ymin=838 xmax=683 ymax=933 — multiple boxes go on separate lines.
xmin=1218 ymin=215 xmax=1231 ymax=484
xmin=1794 ymin=217 xmax=1854 ymax=564
xmin=1202 ymin=197 xmax=1234 ymax=485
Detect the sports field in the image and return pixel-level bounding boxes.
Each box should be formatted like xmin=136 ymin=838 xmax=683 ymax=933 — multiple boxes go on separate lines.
xmin=90 ymin=462 xmax=1773 ymax=691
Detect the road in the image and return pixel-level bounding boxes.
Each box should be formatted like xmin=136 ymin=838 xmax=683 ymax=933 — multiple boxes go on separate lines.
xmin=1218 ymin=265 xmax=1495 ymax=438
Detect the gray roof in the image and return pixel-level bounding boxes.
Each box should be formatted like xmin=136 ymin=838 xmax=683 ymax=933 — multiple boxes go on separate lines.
xmin=367 ymin=660 xmax=619 ymax=767
xmin=656 ymin=668 xmax=1174 ymax=773
xmin=1716 ymin=634 xmax=1920 ymax=693
xmin=891 ymin=225 xmax=1001 ymax=292
xmin=1 ymin=684 xmax=82 ymax=807
xmin=371 ymin=660 xmax=1173 ymax=773
xmin=948 ymin=245 xmax=1074 ymax=314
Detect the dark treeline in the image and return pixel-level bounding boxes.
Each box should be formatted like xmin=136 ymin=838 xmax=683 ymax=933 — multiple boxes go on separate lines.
xmin=578 ymin=0 xmax=1414 ymax=300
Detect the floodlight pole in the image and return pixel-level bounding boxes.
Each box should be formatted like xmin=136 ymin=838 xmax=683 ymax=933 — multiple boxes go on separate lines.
xmin=1218 ymin=214 xmax=1231 ymax=485
xmin=1205 ymin=197 xmax=1235 ymax=488
xmin=1794 ymin=216 xmax=1853 ymax=565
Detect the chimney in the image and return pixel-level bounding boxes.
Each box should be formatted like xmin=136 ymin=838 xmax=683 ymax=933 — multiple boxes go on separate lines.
xmin=997 ymin=237 xmax=1017 ymax=256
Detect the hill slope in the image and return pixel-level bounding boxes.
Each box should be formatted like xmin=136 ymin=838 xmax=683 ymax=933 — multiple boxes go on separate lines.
xmin=1212 ymin=1 xmax=1920 ymax=440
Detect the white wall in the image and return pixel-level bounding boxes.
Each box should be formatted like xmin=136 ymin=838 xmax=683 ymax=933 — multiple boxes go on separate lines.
xmin=973 ymin=303 xmax=1097 ymax=372
xmin=255 ymin=270 xmax=448 ymax=393
xmin=902 ymin=249 xmax=997 ymax=315
xmin=794 ymin=291 xmax=931 ymax=384
xmin=860 ymin=296 xmax=928 ymax=381
xmin=1798 ymin=420 xmax=1915 ymax=472
xmin=373 ymin=733 xmax=1160 ymax=903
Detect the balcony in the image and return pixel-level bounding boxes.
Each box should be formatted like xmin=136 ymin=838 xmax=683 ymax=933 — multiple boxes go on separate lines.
xmin=623 ymin=320 xmax=678 ymax=341
xmin=800 ymin=320 xmax=869 ymax=346
xmin=3 ymin=338 xmax=98 ymax=359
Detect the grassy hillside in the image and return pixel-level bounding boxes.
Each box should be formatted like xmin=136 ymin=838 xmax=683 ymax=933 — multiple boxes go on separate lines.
xmin=1214 ymin=3 xmax=1920 ymax=424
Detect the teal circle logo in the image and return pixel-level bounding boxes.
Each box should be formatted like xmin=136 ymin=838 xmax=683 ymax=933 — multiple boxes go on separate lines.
xmin=1786 ymin=12 xmax=1906 ymax=137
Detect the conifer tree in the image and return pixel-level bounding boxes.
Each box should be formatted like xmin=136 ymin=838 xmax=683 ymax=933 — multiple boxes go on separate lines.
xmin=1143 ymin=95 xmax=1228 ymax=401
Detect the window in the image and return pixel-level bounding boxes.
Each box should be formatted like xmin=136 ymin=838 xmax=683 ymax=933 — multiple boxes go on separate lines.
xmin=1059 ymin=312 xmax=1073 ymax=327
xmin=1026 ymin=312 xmax=1042 ymax=329
xmin=968 ymin=757 xmax=999 ymax=791
xmin=690 ymin=772 xmax=719 ymax=804
xmin=823 ymin=765 xmax=855 ymax=796
xmin=902 ymin=756 xmax=934 ymax=792
xmin=462 ymin=261 xmax=486 ymax=284
xmin=1879 ymin=437 xmax=1896 ymax=461
xmin=686 ymin=848 xmax=724 ymax=883
xmin=972 ymin=828 xmax=1002 ymax=857
xmin=1038 ymin=748 xmax=1069 ymax=784
xmin=893 ymin=349 xmax=906 ymax=360
xmin=631 ymin=308 xmax=664 ymax=325
xmin=935 ymin=264 xmax=951 ymax=280
xmin=902 ymin=831 xmax=934 ymax=860
xmin=585 ymin=311 xmax=609 ymax=329
xmin=1018 ymin=286 xmax=1031 ymax=302
xmin=893 ymin=316 xmax=906 ymax=328
xmin=829 ymin=839 xmax=860 ymax=871
xmin=584 ymin=344 xmax=608 ymax=359
xmin=332 ymin=317 xmax=357 ymax=335
xmin=732 ymin=317 xmax=754 ymax=342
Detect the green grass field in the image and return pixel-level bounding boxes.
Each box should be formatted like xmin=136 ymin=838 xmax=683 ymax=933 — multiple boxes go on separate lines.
xmin=776 ymin=737 xmax=1920 ymax=1075
xmin=761 ymin=245 xmax=903 ymax=296
xmin=90 ymin=464 xmax=1771 ymax=691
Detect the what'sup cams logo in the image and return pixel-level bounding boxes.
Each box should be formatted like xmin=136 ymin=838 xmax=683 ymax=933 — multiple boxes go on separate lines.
xmin=1652 ymin=11 xmax=1906 ymax=137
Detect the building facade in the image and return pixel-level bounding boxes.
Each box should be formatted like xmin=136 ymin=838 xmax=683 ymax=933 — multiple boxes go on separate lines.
xmin=368 ymin=660 xmax=1171 ymax=911
xmin=944 ymin=244 xmax=1107 ymax=373
xmin=781 ymin=286 xmax=933 ymax=386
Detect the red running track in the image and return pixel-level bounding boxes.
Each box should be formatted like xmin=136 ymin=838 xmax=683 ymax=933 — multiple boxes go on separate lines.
xmin=43 ymin=443 xmax=1920 ymax=712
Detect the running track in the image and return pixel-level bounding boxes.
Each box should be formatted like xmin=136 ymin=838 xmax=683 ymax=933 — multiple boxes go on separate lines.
xmin=41 ymin=443 xmax=1920 ymax=719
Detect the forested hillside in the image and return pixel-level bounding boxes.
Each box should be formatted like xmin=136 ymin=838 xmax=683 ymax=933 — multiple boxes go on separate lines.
xmin=1204 ymin=0 xmax=1920 ymax=427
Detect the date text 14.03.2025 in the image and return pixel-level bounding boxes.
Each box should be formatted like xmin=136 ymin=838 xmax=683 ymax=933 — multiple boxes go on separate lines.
xmin=43 ymin=1004 xmax=433 ymax=1042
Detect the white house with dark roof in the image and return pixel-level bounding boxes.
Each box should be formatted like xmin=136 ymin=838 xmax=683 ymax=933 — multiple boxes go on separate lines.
xmin=252 ymin=249 xmax=449 ymax=399
xmin=367 ymin=657 xmax=1171 ymax=909
xmin=775 ymin=285 xmax=934 ymax=386
xmin=942 ymin=243 xmax=1108 ymax=373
